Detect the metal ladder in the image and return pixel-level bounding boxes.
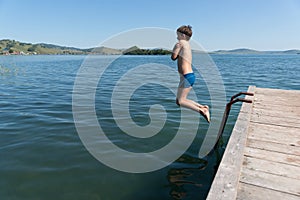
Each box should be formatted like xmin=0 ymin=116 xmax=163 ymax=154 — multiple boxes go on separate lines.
xmin=213 ymin=91 xmax=254 ymax=150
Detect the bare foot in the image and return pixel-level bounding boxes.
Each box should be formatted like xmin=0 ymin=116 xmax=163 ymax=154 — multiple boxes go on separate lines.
xmin=199 ymin=107 xmax=210 ymax=123
xmin=204 ymin=107 xmax=210 ymax=123
xmin=198 ymin=105 xmax=209 ymax=110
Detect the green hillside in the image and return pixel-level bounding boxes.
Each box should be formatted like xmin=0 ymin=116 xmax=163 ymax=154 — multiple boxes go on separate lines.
xmin=0 ymin=39 xmax=86 ymax=55
xmin=0 ymin=39 xmax=172 ymax=55
xmin=2 ymin=39 xmax=299 ymax=55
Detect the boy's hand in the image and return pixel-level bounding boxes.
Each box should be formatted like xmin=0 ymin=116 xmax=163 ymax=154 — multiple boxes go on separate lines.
xmin=171 ymin=43 xmax=181 ymax=60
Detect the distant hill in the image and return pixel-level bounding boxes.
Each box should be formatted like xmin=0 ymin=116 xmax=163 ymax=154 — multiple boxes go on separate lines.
xmin=212 ymin=48 xmax=261 ymax=54
xmin=1 ymin=39 xmax=299 ymax=55
xmin=0 ymin=39 xmax=87 ymax=55
xmin=88 ymin=46 xmax=122 ymax=55
xmin=281 ymin=49 xmax=300 ymax=54
xmin=0 ymin=39 xmax=171 ymax=55
xmin=211 ymin=48 xmax=300 ymax=54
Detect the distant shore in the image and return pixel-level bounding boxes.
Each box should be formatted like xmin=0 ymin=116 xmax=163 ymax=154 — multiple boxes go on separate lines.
xmin=1 ymin=39 xmax=300 ymax=55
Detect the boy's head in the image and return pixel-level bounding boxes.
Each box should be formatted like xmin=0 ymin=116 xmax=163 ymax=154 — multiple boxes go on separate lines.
xmin=177 ymin=25 xmax=192 ymax=40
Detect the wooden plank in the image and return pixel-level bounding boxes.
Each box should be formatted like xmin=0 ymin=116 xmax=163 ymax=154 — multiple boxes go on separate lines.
xmin=253 ymin=100 xmax=300 ymax=109
xmin=206 ymin=86 xmax=255 ymax=200
xmin=243 ymin=156 xmax=300 ymax=179
xmin=248 ymin=123 xmax=300 ymax=147
xmin=250 ymin=114 xmax=300 ymax=128
xmin=253 ymin=88 xmax=300 ymax=108
xmin=253 ymin=97 xmax=300 ymax=108
xmin=255 ymin=87 xmax=300 ymax=96
xmin=237 ymin=183 xmax=300 ymax=200
xmin=247 ymin=138 xmax=300 ymax=156
xmin=252 ymin=107 xmax=300 ymax=119
xmin=244 ymin=147 xmax=300 ymax=167
xmin=240 ymin=168 xmax=300 ymax=196
xmin=253 ymin=95 xmax=300 ymax=107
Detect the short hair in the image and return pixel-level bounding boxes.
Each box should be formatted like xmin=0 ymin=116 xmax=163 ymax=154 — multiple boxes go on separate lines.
xmin=177 ymin=25 xmax=192 ymax=38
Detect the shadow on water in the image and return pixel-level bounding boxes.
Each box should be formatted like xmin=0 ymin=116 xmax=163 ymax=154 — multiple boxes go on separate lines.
xmin=166 ymin=148 xmax=224 ymax=200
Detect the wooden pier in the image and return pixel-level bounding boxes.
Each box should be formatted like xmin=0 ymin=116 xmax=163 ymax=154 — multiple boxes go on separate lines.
xmin=207 ymin=86 xmax=300 ymax=200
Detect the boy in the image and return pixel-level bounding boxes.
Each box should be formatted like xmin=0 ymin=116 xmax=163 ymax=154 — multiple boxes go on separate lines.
xmin=171 ymin=25 xmax=210 ymax=123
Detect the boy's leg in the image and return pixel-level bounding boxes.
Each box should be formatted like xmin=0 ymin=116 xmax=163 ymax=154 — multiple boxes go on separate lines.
xmin=176 ymin=87 xmax=209 ymax=109
xmin=177 ymin=87 xmax=203 ymax=112
xmin=177 ymin=87 xmax=210 ymax=122
xmin=186 ymin=99 xmax=209 ymax=109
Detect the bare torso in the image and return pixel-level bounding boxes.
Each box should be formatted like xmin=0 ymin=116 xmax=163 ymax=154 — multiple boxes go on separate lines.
xmin=174 ymin=40 xmax=193 ymax=75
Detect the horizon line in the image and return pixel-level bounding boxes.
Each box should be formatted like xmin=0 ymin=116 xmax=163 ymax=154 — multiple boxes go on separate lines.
xmin=1 ymin=38 xmax=299 ymax=52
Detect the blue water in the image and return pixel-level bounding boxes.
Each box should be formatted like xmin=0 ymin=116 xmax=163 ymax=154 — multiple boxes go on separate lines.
xmin=0 ymin=54 xmax=299 ymax=199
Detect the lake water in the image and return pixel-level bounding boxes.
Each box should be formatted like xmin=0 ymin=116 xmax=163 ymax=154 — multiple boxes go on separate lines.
xmin=0 ymin=54 xmax=299 ymax=199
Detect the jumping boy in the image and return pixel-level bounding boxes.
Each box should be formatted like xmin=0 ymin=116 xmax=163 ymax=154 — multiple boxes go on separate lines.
xmin=171 ymin=25 xmax=210 ymax=123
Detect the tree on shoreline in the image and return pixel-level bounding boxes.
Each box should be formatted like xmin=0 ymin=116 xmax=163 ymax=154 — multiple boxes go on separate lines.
xmin=123 ymin=48 xmax=171 ymax=55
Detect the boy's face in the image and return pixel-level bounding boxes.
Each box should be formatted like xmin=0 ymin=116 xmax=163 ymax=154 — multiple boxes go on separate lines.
xmin=177 ymin=32 xmax=186 ymax=40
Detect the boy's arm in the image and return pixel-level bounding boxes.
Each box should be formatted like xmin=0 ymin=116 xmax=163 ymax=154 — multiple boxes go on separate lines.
xmin=171 ymin=43 xmax=181 ymax=60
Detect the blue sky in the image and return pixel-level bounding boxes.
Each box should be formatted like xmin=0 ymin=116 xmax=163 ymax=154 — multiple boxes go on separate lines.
xmin=0 ymin=0 xmax=299 ymax=51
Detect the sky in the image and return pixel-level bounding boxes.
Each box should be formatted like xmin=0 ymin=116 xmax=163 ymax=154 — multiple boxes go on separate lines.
xmin=0 ymin=0 xmax=299 ymax=51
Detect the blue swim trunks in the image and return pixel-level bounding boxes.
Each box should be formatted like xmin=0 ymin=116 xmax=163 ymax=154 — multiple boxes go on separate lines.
xmin=179 ymin=73 xmax=195 ymax=88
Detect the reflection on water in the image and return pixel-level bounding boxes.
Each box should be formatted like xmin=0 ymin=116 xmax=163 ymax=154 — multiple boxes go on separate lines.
xmin=168 ymin=157 xmax=207 ymax=199
xmin=165 ymin=128 xmax=230 ymax=199
xmin=166 ymin=152 xmax=224 ymax=200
